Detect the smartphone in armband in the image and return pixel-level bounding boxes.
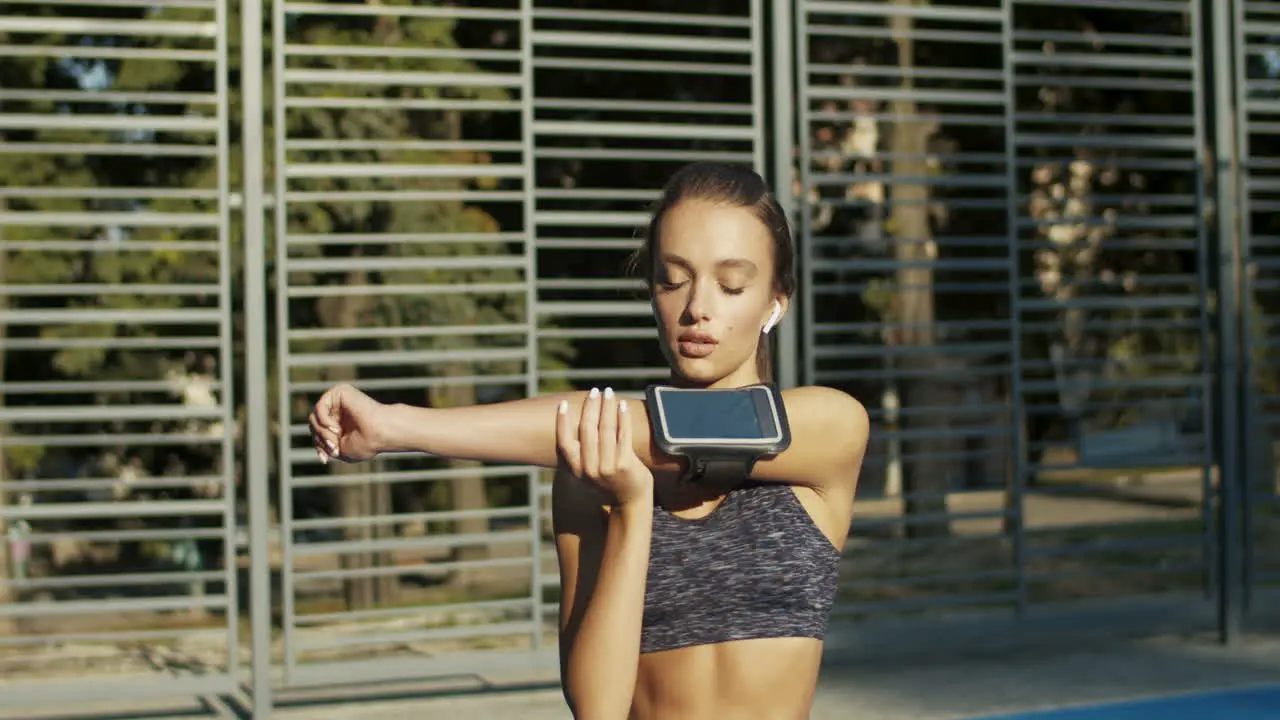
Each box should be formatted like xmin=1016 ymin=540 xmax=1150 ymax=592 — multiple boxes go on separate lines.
xmin=644 ymin=383 xmax=792 ymax=483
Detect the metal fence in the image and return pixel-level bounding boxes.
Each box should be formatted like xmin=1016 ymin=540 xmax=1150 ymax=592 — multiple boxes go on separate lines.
xmin=0 ymin=0 xmax=1276 ymax=717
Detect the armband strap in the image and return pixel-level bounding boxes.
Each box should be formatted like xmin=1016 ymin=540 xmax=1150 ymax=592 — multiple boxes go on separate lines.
xmin=683 ymin=456 xmax=757 ymax=484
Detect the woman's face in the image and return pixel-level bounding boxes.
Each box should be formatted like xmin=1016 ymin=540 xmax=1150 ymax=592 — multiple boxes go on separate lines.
xmin=650 ymin=198 xmax=785 ymax=388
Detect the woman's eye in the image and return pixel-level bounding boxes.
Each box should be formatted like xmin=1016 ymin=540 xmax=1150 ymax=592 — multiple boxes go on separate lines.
xmin=721 ymin=285 xmax=746 ymax=295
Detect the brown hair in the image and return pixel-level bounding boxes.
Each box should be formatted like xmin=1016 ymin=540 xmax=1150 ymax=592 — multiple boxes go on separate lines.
xmin=626 ymin=162 xmax=797 ymax=383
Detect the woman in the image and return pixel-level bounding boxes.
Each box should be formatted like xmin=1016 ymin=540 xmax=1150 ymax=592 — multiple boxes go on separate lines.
xmin=309 ymin=162 xmax=870 ymax=719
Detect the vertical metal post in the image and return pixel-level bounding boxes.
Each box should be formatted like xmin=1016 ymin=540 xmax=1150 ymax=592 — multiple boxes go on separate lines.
xmin=241 ymin=0 xmax=275 ymax=711
xmin=1207 ymin=0 xmax=1244 ymax=646
xmin=271 ymin=0 xmax=297 ymax=683
xmin=214 ymin=0 xmax=241 ymax=680
xmin=1231 ymin=0 xmax=1255 ymax=619
xmin=520 ymin=0 xmax=543 ymax=650
xmin=792 ymin=0 xmax=816 ymax=387
xmin=1000 ymin=0 xmax=1027 ymax=615
xmin=1189 ymin=0 xmax=1217 ymax=603
xmin=771 ymin=0 xmax=800 ymax=389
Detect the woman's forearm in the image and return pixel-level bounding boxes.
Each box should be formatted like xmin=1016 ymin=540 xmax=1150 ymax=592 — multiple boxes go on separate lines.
xmin=379 ymin=391 xmax=678 ymax=472
xmin=565 ymin=498 xmax=653 ymax=719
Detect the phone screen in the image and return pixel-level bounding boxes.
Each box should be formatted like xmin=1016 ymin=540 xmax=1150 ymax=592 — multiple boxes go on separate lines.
xmin=659 ymin=388 xmax=777 ymax=442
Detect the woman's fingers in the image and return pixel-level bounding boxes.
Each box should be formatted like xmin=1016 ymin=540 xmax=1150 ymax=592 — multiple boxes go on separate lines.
xmin=598 ymin=388 xmax=618 ymax=475
xmin=556 ymin=399 xmax=582 ymax=477
xmin=617 ymin=399 xmax=633 ymax=465
xmin=578 ymin=388 xmax=602 ymax=478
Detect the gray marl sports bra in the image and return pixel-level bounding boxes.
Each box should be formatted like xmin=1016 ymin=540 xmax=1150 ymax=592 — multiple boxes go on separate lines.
xmin=640 ymin=482 xmax=842 ymax=654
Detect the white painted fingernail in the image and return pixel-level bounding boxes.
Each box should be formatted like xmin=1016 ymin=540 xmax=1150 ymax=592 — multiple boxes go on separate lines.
xmin=558 ymin=400 xmax=568 ymax=415
xmin=604 ymin=387 xmax=614 ymax=399
xmin=318 ymin=450 xmax=328 ymax=465
xmin=620 ymin=400 xmax=628 ymax=413
xmin=589 ymin=387 xmax=599 ymax=398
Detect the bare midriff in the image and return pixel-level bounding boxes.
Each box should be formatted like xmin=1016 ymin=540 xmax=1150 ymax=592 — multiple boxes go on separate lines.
xmin=629 ymin=636 xmax=824 ymax=720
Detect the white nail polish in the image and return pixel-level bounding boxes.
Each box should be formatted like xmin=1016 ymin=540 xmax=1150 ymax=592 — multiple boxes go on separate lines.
xmin=558 ymin=400 xmax=568 ymax=414
xmin=620 ymin=400 xmax=628 ymax=413
xmin=604 ymin=387 xmax=614 ymax=399
xmin=589 ymin=387 xmax=599 ymax=398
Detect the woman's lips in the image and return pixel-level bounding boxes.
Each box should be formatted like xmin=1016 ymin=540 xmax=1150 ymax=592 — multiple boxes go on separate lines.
xmin=677 ymin=331 xmax=717 ymax=359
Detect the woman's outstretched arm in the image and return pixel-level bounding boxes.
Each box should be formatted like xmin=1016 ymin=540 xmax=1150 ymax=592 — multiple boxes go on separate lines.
xmin=311 ymin=383 xmax=868 ymax=494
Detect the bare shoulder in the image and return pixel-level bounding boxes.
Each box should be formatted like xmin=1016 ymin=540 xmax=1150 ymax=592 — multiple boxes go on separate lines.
xmin=763 ymin=385 xmax=870 ymax=493
xmin=781 ymin=385 xmax=870 ymax=439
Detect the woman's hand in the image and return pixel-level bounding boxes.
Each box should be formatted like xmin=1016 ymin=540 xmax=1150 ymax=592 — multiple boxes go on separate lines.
xmin=309 ymin=383 xmax=390 ymax=464
xmin=556 ymin=387 xmax=653 ymax=506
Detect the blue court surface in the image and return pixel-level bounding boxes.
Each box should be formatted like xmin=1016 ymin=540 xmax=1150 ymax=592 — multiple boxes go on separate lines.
xmin=970 ymin=684 xmax=1280 ymax=719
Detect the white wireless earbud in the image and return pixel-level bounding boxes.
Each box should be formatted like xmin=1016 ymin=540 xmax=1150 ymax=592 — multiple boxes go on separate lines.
xmin=762 ymin=300 xmax=782 ymax=335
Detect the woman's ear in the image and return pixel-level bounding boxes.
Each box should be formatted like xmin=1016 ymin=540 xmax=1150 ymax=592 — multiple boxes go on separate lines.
xmin=762 ymin=299 xmax=783 ymax=335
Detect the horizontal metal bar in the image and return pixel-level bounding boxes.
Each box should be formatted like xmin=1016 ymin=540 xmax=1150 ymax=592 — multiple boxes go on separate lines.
xmin=4 ymin=0 xmax=213 ymax=8
xmin=25 ymin=527 xmax=224 ymax=544
xmin=286 ymin=255 xmax=526 ymax=274
xmin=806 ymin=23 xmax=1003 ymax=46
xmin=0 ymin=187 xmax=218 ymax=201
xmin=0 ymin=378 xmax=221 ymax=394
xmin=286 ymin=282 xmax=527 ymax=299
xmin=0 ymin=16 xmax=216 ymax=37
xmin=1011 ymin=51 xmax=1192 ymax=72
xmin=292 ymin=528 xmax=531 ymax=558
xmin=537 ymin=301 xmax=650 ymax=317
xmin=0 ymin=142 xmax=217 ymax=157
xmin=535 ymin=97 xmax=752 ymax=115
xmin=0 ymin=283 xmax=220 ymax=297
xmin=535 ymin=147 xmax=754 ymax=163
xmin=807 ymin=86 xmax=1006 ymax=106
xmin=809 ymin=63 xmax=1003 ymax=83
xmin=0 ymin=624 xmax=226 ymax=649
xmin=0 ymin=44 xmax=216 ymax=62
xmin=0 ymin=113 xmax=217 ymax=132
xmin=531 ymin=7 xmax=750 ymax=28
xmin=3 ymin=337 xmax=221 ymax=353
xmin=288 ymin=346 xmax=527 ymax=369
xmin=1 ymin=432 xmax=224 ymax=449
xmin=804 ymin=1 xmax=1001 ymax=23
xmin=283 ymin=1 xmax=519 ymax=20
xmin=285 ymin=189 xmax=523 ymax=203
xmin=0 ymin=499 xmax=224 ymax=521
xmin=533 ymin=120 xmax=755 ymax=140
xmin=1015 ymin=133 xmax=1196 ymax=150
xmin=285 ymin=163 xmax=525 ymax=180
xmin=0 ymin=240 xmax=219 ymax=255
xmin=532 ymin=30 xmax=750 ymax=53
xmin=284 ymin=97 xmax=522 ymax=112
xmin=535 ymin=56 xmax=752 ymax=76
xmin=0 ymin=595 xmax=227 ymax=619
xmin=286 ymin=231 xmax=524 ymax=246
xmin=1016 ymin=0 xmax=1188 ymax=12
xmin=0 ymin=308 xmax=221 ymax=326
xmin=0 ymin=210 xmax=217 ymax=227
xmin=289 ymin=323 xmax=527 ymax=342
xmin=534 ymin=210 xmax=650 ymax=227
xmin=0 ymin=403 xmax=221 ymax=423
xmin=2 ymin=475 xmax=224 ymax=494
xmin=283 ymin=68 xmax=523 ymax=88
xmin=284 ymin=44 xmax=520 ymax=62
